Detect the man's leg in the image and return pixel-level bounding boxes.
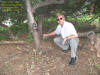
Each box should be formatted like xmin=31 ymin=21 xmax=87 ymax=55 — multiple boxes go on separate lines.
xmin=53 ymin=37 xmax=69 ymax=51
xmin=70 ymin=38 xmax=79 ymax=58
xmin=69 ymin=38 xmax=79 ymax=65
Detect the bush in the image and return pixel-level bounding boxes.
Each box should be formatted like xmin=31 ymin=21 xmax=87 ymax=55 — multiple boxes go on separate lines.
xmin=42 ymin=14 xmax=99 ymax=32
xmin=10 ymin=24 xmax=28 ymax=34
xmin=0 ymin=34 xmax=9 ymax=41
xmin=9 ymin=24 xmax=28 ymax=40
xmin=0 ymin=26 xmax=9 ymax=40
xmin=66 ymin=14 xmax=99 ymax=30
xmin=0 ymin=26 xmax=8 ymax=32
xmin=26 ymin=33 xmax=33 ymax=43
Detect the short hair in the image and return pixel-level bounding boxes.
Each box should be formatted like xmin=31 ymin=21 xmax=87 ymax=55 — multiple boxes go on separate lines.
xmin=56 ymin=14 xmax=65 ymax=19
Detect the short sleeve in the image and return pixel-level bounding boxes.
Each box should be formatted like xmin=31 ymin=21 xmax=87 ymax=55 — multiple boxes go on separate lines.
xmin=55 ymin=25 xmax=61 ymax=35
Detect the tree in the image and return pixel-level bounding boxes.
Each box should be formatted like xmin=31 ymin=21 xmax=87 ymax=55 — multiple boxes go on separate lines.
xmin=25 ymin=0 xmax=40 ymax=50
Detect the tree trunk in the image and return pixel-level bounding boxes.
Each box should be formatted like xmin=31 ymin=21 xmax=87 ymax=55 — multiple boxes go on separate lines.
xmin=38 ymin=15 xmax=44 ymax=39
xmin=25 ymin=0 xmax=40 ymax=49
xmin=90 ymin=3 xmax=95 ymax=14
xmin=99 ymin=17 xmax=100 ymax=28
xmin=8 ymin=29 xmax=15 ymax=39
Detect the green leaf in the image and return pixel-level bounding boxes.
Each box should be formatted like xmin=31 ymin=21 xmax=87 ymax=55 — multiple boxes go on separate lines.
xmin=95 ymin=64 xmax=99 ymax=69
xmin=26 ymin=33 xmax=34 ymax=44
xmin=42 ymin=38 xmax=47 ymax=40
xmin=0 ymin=26 xmax=8 ymax=31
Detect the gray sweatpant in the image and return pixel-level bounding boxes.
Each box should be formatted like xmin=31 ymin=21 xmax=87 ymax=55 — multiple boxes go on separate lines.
xmin=54 ymin=37 xmax=79 ymax=58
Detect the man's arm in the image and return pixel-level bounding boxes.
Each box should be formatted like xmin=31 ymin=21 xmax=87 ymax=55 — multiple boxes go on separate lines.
xmin=67 ymin=35 xmax=78 ymax=39
xmin=43 ymin=31 xmax=56 ymax=38
xmin=62 ymin=35 xmax=78 ymax=45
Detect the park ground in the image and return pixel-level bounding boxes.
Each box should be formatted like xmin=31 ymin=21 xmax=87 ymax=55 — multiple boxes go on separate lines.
xmin=0 ymin=32 xmax=100 ymax=75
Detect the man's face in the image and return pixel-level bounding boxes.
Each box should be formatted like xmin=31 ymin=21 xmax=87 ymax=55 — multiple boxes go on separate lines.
xmin=57 ymin=16 xmax=65 ymax=25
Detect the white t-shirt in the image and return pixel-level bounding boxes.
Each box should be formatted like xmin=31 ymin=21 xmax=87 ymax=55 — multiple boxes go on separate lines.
xmin=55 ymin=21 xmax=78 ymax=38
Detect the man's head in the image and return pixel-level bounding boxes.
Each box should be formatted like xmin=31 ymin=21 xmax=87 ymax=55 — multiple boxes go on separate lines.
xmin=56 ymin=14 xmax=65 ymax=26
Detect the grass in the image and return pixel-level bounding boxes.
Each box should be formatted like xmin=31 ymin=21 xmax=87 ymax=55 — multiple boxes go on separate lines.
xmin=95 ymin=64 xmax=100 ymax=69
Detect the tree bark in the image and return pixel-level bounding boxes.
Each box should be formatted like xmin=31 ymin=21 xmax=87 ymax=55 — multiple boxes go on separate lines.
xmin=38 ymin=15 xmax=44 ymax=39
xmin=25 ymin=0 xmax=40 ymax=49
xmin=8 ymin=29 xmax=15 ymax=39
xmin=99 ymin=17 xmax=100 ymax=28
xmin=90 ymin=3 xmax=95 ymax=14
xmin=78 ymin=32 xmax=89 ymax=38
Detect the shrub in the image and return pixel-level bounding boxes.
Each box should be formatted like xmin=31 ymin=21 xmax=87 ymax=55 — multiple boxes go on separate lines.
xmin=26 ymin=33 xmax=33 ymax=44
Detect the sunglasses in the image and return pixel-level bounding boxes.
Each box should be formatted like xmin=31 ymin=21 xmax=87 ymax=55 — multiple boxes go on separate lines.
xmin=57 ymin=18 xmax=63 ymax=21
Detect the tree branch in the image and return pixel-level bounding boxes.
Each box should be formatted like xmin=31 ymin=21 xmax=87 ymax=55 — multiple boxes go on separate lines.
xmin=32 ymin=0 xmax=64 ymax=13
xmin=0 ymin=41 xmax=26 ymax=45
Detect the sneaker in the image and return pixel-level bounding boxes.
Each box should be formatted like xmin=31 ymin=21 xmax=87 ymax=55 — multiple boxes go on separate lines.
xmin=69 ymin=57 xmax=76 ymax=65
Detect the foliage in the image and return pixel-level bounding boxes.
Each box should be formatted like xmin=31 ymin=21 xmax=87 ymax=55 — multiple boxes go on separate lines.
xmin=0 ymin=23 xmax=28 ymax=41
xmin=94 ymin=0 xmax=100 ymax=15
xmin=0 ymin=0 xmax=27 ymax=28
xmin=43 ymin=14 xmax=99 ymax=31
xmin=26 ymin=33 xmax=34 ymax=44
xmin=87 ymin=69 xmax=91 ymax=73
xmin=44 ymin=17 xmax=57 ymax=29
xmin=95 ymin=64 xmax=100 ymax=69
xmin=0 ymin=26 xmax=8 ymax=32
xmin=14 ymin=32 xmax=21 ymax=40
xmin=0 ymin=34 xmax=9 ymax=41
xmin=10 ymin=24 xmax=28 ymax=35
xmin=9 ymin=23 xmax=28 ymax=40
xmin=66 ymin=14 xmax=94 ymax=22
xmin=31 ymin=0 xmax=41 ymax=5
xmin=0 ymin=26 xmax=9 ymax=40
xmin=50 ymin=9 xmax=65 ymax=16
xmin=42 ymin=38 xmax=47 ymax=40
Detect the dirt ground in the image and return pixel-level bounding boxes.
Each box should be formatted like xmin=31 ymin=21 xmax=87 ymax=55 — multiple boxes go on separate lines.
xmin=0 ymin=33 xmax=100 ymax=75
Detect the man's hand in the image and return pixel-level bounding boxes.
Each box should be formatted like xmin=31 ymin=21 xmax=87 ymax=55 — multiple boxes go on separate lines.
xmin=43 ymin=31 xmax=56 ymax=39
xmin=62 ymin=38 xmax=68 ymax=45
xmin=43 ymin=34 xmax=48 ymax=38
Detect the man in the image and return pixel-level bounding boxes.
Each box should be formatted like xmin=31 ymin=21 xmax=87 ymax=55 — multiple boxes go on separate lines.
xmin=43 ymin=14 xmax=79 ymax=65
